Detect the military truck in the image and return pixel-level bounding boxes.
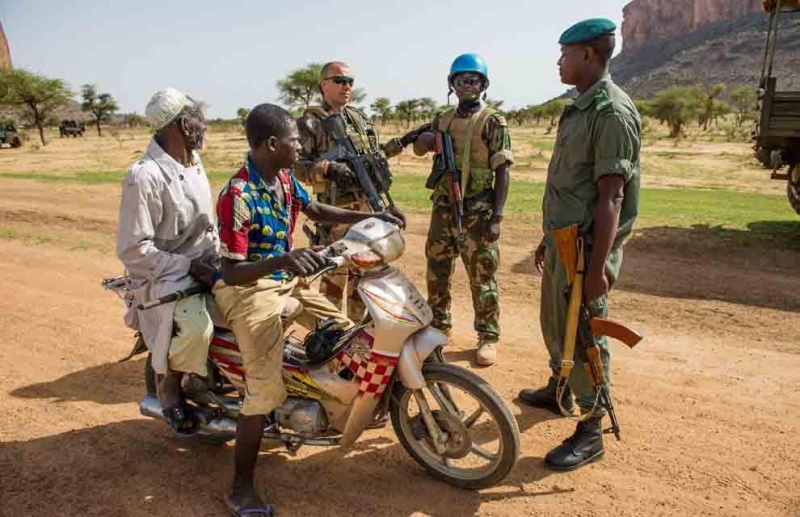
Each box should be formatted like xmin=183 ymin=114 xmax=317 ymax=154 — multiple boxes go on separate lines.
xmin=59 ymin=119 xmax=85 ymax=138
xmin=0 ymin=123 xmax=22 ymax=148
xmin=754 ymin=0 xmax=800 ymax=214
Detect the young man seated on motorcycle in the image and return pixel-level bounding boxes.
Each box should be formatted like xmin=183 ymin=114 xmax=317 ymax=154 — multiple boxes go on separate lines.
xmin=212 ymin=103 xmax=403 ymax=517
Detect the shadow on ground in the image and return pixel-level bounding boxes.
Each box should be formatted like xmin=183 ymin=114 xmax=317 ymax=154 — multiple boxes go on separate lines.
xmin=9 ymin=356 xmax=146 ymax=405
xmin=0 ymin=419 xmax=567 ymax=516
xmin=511 ymin=222 xmax=800 ymax=312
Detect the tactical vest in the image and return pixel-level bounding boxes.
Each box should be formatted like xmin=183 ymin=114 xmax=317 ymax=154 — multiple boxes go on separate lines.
xmin=432 ymin=106 xmax=497 ymax=200
xmin=305 ymin=105 xmax=379 ymax=156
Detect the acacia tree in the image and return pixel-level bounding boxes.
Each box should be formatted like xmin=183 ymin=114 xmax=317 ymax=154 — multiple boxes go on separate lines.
xmin=0 ymin=69 xmax=71 ymax=145
xmin=650 ymin=86 xmax=702 ymax=138
xmin=277 ymin=63 xmax=323 ymax=110
xmin=698 ymin=83 xmax=726 ymax=131
xmin=729 ymin=85 xmax=757 ymax=127
xmin=81 ymin=84 xmax=118 ymax=136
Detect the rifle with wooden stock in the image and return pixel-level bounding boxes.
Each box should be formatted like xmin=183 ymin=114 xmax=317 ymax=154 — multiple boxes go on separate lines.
xmin=427 ymin=130 xmax=464 ymax=237
xmin=552 ymin=224 xmax=643 ymax=440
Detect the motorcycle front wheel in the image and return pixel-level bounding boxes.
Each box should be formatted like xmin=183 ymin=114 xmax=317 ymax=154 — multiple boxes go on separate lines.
xmin=390 ymin=362 xmax=519 ymax=489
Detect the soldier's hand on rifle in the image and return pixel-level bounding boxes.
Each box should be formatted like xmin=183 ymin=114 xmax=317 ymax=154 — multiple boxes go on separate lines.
xmin=534 ymin=239 xmax=546 ymax=273
xmin=386 ymin=205 xmax=407 ymax=227
xmin=325 ymin=162 xmax=355 ymax=183
xmin=374 ymin=210 xmax=405 ymax=229
xmin=584 ymin=268 xmax=609 ymax=302
xmin=276 ymin=248 xmax=331 ymax=277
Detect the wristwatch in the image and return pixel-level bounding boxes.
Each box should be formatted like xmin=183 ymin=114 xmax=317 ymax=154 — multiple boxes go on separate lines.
xmin=490 ymin=214 xmax=504 ymax=223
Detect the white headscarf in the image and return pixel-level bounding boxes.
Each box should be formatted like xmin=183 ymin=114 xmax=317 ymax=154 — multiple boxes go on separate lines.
xmin=145 ymin=87 xmax=191 ymax=131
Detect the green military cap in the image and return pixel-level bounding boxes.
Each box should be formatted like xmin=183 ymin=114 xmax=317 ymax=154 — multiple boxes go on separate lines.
xmin=558 ymin=18 xmax=617 ymax=45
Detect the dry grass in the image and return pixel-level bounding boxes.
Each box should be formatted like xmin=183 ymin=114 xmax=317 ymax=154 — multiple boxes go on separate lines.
xmin=1 ymin=120 xmax=781 ymax=195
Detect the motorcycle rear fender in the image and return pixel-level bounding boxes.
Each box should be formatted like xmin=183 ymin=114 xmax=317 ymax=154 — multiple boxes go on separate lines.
xmin=396 ymin=327 xmax=448 ymax=390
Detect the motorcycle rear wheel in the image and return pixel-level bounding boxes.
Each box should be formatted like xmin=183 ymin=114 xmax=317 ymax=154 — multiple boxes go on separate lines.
xmin=390 ymin=363 xmax=519 ymax=490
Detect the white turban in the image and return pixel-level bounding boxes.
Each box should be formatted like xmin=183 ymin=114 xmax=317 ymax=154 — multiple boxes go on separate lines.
xmin=145 ymin=87 xmax=191 ymax=131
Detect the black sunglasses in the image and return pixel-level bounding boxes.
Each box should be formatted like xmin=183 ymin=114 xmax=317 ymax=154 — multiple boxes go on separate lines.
xmin=324 ymin=75 xmax=355 ymax=86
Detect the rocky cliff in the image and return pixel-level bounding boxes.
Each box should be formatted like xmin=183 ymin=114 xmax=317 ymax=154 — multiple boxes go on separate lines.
xmin=621 ymin=0 xmax=763 ymax=53
xmin=610 ymin=0 xmax=800 ymax=99
xmin=0 ymin=21 xmax=11 ymax=70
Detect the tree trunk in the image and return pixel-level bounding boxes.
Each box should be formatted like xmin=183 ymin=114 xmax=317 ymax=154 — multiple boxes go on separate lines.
xmin=29 ymin=104 xmax=47 ymax=146
xmin=96 ymin=119 xmax=102 ymax=137
xmin=37 ymin=122 xmax=46 ymax=146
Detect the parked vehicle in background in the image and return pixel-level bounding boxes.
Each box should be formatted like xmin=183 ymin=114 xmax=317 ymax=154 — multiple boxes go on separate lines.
xmin=59 ymin=119 xmax=85 ymax=138
xmin=0 ymin=123 xmax=22 ymax=148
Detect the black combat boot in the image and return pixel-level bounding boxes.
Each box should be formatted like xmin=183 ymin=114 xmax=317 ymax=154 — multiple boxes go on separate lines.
xmin=518 ymin=376 xmax=574 ymax=414
xmin=544 ymin=415 xmax=604 ymax=471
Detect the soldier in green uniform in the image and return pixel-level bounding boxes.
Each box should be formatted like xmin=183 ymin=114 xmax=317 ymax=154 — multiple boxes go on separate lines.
xmin=413 ymin=54 xmax=513 ymax=366
xmin=517 ymin=19 xmax=641 ymax=470
xmin=295 ymin=61 xmax=408 ymax=322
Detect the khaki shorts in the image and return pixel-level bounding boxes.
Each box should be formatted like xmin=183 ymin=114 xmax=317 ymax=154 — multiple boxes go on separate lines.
xmin=213 ymin=277 xmax=351 ymax=416
xmin=169 ymin=293 xmax=213 ymax=376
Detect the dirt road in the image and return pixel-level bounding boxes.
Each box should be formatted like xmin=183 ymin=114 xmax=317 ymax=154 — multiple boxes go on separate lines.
xmin=1 ymin=179 xmax=799 ymax=516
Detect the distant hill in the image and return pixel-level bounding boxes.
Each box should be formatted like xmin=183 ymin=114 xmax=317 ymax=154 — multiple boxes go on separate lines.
xmin=611 ymin=9 xmax=800 ymax=99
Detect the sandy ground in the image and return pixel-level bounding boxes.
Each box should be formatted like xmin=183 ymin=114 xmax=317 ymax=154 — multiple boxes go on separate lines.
xmin=0 ymin=170 xmax=799 ymax=517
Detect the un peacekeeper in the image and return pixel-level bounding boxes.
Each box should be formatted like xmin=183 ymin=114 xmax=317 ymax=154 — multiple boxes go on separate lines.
xmin=412 ymin=53 xmax=512 ymax=367
xmin=295 ymin=61 xmax=408 ymax=322
xmin=116 ymin=88 xmax=219 ymax=436
xmin=517 ymin=18 xmax=641 ymax=471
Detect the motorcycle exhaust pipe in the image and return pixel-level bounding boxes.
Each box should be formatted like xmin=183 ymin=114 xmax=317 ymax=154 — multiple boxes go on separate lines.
xmin=139 ymin=395 xmax=238 ymax=436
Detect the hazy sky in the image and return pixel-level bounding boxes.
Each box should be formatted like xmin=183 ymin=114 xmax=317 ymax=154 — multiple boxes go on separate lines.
xmin=1 ymin=0 xmax=631 ymax=118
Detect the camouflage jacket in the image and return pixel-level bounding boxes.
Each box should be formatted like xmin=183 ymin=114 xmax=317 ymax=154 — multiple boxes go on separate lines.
xmin=295 ymin=102 xmax=402 ymax=207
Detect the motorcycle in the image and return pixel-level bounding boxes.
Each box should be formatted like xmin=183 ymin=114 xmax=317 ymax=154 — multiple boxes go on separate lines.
xmin=104 ymin=217 xmax=520 ymax=489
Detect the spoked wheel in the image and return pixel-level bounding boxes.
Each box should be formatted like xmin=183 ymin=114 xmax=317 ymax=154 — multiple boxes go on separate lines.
xmin=390 ymin=362 xmax=519 ymax=489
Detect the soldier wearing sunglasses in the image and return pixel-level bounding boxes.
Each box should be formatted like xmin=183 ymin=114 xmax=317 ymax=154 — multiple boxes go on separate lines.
xmin=295 ymin=61 xmax=407 ymax=323
xmin=413 ymin=53 xmax=513 ymax=367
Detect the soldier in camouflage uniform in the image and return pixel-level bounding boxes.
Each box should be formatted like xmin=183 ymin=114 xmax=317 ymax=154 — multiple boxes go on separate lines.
xmin=517 ymin=19 xmax=641 ymax=471
xmin=295 ymin=61 xmax=408 ymax=322
xmin=413 ymin=54 xmax=513 ymax=366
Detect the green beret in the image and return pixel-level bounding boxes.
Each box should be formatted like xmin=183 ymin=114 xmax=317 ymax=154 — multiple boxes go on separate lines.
xmin=559 ymin=18 xmax=617 ymax=45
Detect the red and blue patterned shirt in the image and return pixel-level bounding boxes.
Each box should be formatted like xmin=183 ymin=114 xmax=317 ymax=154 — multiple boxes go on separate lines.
xmin=217 ymin=158 xmax=311 ymax=281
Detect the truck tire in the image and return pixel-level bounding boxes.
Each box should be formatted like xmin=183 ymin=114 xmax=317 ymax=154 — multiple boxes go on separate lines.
xmin=788 ymin=165 xmax=800 ymax=216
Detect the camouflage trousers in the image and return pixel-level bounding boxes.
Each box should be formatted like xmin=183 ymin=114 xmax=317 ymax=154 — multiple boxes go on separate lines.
xmin=540 ymin=238 xmax=623 ymax=414
xmin=316 ymin=195 xmax=370 ymax=323
xmin=425 ymin=204 xmax=500 ymax=343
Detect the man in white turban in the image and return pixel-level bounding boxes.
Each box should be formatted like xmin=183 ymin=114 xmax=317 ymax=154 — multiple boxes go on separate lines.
xmin=116 ymin=87 xmax=219 ymax=435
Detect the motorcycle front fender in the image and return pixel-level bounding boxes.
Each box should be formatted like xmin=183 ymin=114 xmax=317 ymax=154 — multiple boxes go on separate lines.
xmin=396 ymin=326 xmax=448 ymax=390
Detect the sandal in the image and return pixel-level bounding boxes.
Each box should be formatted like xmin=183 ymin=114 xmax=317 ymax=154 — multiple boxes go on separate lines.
xmin=162 ymin=402 xmax=198 ymax=437
xmin=224 ymin=492 xmax=275 ymax=517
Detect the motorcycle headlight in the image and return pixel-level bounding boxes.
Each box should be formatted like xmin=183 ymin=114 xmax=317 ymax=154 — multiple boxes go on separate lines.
xmin=350 ymin=250 xmax=385 ymax=269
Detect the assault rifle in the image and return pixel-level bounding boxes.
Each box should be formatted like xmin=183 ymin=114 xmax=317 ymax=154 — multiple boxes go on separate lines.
xmin=321 ymin=113 xmax=393 ymax=212
xmin=427 ymin=131 xmax=464 ymax=236
xmin=552 ymin=224 xmax=643 ymax=440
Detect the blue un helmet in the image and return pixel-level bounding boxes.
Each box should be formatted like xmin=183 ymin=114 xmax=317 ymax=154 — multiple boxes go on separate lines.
xmin=448 ymin=53 xmax=490 ymax=90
